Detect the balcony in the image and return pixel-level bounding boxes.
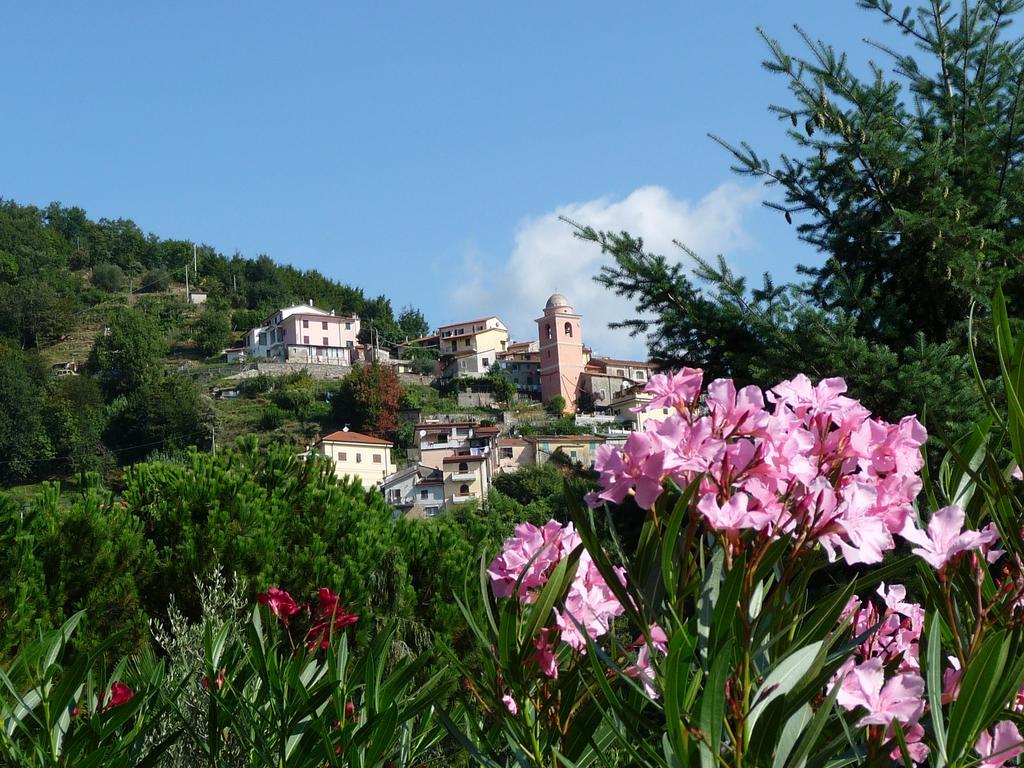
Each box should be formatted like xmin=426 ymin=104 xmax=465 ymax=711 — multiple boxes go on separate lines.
xmin=451 ymin=493 xmax=479 ymax=504
xmin=449 ymin=471 xmax=477 ymax=481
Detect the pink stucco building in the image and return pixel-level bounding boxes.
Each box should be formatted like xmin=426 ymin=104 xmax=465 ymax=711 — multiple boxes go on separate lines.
xmin=246 ymin=302 xmax=360 ymax=363
xmin=537 ymin=293 xmax=586 ymax=412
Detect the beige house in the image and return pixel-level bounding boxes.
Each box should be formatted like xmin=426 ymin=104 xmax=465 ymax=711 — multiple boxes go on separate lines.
xmin=315 ymin=429 xmax=394 ymax=487
xmin=438 ymin=316 xmax=509 ymax=379
xmin=526 ymin=435 xmax=606 ymax=467
xmin=443 ymin=454 xmax=489 ymax=506
xmin=497 ymin=438 xmax=532 ymax=473
xmin=608 ymin=388 xmax=671 ymax=431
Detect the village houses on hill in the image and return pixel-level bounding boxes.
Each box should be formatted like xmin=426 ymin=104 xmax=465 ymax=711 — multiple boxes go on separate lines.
xmin=278 ymin=291 xmax=669 ymax=517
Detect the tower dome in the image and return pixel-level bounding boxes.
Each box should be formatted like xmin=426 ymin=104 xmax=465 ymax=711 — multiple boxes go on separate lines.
xmin=545 ymin=292 xmax=571 ymax=309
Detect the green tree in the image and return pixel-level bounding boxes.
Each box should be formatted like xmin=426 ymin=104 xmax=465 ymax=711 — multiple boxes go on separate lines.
xmin=544 ymin=394 xmax=567 ymax=417
xmin=488 ymin=363 xmax=517 ymax=405
xmin=88 ymin=306 xmax=168 ymax=399
xmin=91 ymin=262 xmax=124 ymax=292
xmin=397 ymin=305 xmax=430 ymax=339
xmin=590 ymin=0 xmax=1024 ymax=437
xmin=44 ymin=374 xmax=107 ymax=475
xmin=193 ymin=307 xmax=232 ymax=358
xmin=332 ymin=363 xmax=403 ymax=438
xmin=0 ymin=345 xmax=51 ymax=483
xmin=105 ymin=372 xmax=211 ymax=461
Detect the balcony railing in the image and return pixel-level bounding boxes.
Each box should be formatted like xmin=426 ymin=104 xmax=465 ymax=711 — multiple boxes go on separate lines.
xmin=449 ymin=471 xmax=476 ymax=481
xmin=451 ymin=493 xmax=479 ymax=504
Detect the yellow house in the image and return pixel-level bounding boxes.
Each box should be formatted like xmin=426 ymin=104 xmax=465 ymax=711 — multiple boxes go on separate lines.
xmin=526 ymin=435 xmax=606 ymax=467
xmin=608 ymin=389 xmax=671 ymax=431
xmin=316 ymin=429 xmax=394 ymax=487
xmin=442 ymin=454 xmax=489 ymax=505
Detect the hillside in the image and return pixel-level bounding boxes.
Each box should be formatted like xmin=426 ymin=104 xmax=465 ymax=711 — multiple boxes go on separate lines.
xmin=0 ymin=197 xmax=429 ymax=487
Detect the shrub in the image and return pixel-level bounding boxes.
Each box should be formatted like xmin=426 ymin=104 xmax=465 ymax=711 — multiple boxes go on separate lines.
xmin=91 ymin=262 xmax=124 ymax=292
xmin=259 ymin=404 xmax=286 ymax=430
xmin=543 ymin=395 xmax=566 ymax=416
xmin=140 ymin=267 xmax=171 ymax=292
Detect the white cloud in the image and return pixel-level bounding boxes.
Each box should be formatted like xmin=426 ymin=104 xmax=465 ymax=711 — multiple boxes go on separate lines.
xmin=449 ymin=183 xmax=760 ymax=359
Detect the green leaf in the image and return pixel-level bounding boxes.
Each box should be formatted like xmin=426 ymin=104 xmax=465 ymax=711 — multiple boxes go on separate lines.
xmin=698 ymin=637 xmax=734 ymax=768
xmin=747 ymin=642 xmax=824 ymax=739
xmin=925 ymin=613 xmax=947 ymax=767
xmin=946 ymin=631 xmax=1010 ymax=760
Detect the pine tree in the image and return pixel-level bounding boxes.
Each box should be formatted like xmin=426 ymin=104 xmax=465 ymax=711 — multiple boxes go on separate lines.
xmin=590 ymin=0 xmax=1024 ymax=438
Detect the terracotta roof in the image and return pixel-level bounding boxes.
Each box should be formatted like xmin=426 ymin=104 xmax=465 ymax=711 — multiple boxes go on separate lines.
xmin=525 ymin=435 xmax=607 ymax=443
xmin=497 ymin=438 xmax=529 ymax=446
xmin=416 ymin=479 xmax=444 ymax=485
xmin=443 ymin=454 xmax=486 ymax=463
xmin=320 ymin=430 xmax=393 ymax=446
xmin=590 ymin=357 xmax=656 ymax=368
xmin=415 ymin=421 xmax=477 ymax=429
xmin=474 ymin=426 xmax=501 ymax=434
xmin=438 ymin=316 xmax=503 ymax=331
xmin=405 ymin=333 xmax=439 ymax=344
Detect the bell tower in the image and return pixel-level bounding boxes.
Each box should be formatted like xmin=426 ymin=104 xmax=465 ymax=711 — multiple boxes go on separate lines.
xmin=537 ymin=293 xmax=585 ymax=413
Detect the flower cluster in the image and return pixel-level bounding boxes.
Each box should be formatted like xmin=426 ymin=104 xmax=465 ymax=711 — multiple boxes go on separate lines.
xmin=256 ymin=586 xmax=358 ymax=651
xmin=488 ymin=521 xmax=625 ymax=673
xmin=594 ymin=370 xmax=1002 ymax=571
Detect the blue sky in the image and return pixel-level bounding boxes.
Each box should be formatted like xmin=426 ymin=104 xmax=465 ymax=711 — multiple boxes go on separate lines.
xmin=2 ymin=2 xmax=895 ymax=356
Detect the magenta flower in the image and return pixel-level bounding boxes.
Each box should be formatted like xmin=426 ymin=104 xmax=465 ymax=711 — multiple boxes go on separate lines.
xmin=900 ymin=505 xmax=1000 ymax=571
xmin=533 ymin=628 xmax=559 ymax=679
xmin=836 ymin=657 xmax=925 ymax=727
xmin=256 ymin=587 xmax=301 ymax=624
xmin=642 ymin=368 xmax=703 ymax=413
xmin=706 ymin=378 xmax=768 ymax=435
xmin=976 ymin=721 xmax=1024 ymax=768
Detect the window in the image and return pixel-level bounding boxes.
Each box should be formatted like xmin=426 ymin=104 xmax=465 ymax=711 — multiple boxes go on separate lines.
xmin=322 ymin=321 xmax=328 ymax=330
xmin=501 ymin=447 xmax=514 ymax=459
xmin=347 ymin=340 xmax=354 ymax=347
xmin=459 ymin=484 xmax=470 ymax=495
xmin=323 ymin=337 xmax=329 ymax=346
xmin=339 ymin=452 xmax=348 ymax=461
xmin=356 ymin=453 xmax=362 ymax=463
xmin=545 ymin=323 xmax=552 ymax=340
xmin=345 ymin=322 xmax=351 ymax=330
xmin=426 ymin=506 xmax=440 ymax=517
xmin=637 ymin=371 xmax=646 ymax=380
xmin=564 ymin=322 xmax=573 ymax=337
xmin=482 ymin=357 xmax=489 ymax=367
xmin=258 ymin=332 xmax=267 ymax=346
xmin=570 ymin=450 xmax=578 ymax=461
xmin=420 ymin=489 xmax=429 ymax=499
xmin=616 ymin=369 xmax=625 ymax=377
xmin=303 ymin=319 xmax=309 ymax=328
xmin=464 ymin=338 xmax=470 ymax=348
xmin=458 ymin=461 xmax=469 ymax=472
xmin=372 ymin=454 xmax=382 ymax=464
xmin=303 ymin=336 xmax=310 ymax=344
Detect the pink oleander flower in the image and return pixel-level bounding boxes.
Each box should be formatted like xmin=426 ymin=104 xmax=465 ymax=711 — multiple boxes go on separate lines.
xmin=642 ymin=368 xmax=703 ymax=413
xmin=594 ymin=433 xmax=666 ymax=509
xmin=976 ymin=721 xmax=1024 ymax=768
xmin=835 ymin=657 xmax=925 ymax=727
xmin=706 ymin=378 xmax=769 ymax=435
xmin=502 ymin=693 xmax=518 ymax=716
xmin=626 ymin=624 xmax=669 ymax=698
xmin=886 ymin=721 xmax=929 ymax=765
xmin=697 ymin=492 xmax=772 ymax=536
xmin=1013 ymin=464 xmax=1023 ymax=481
xmin=488 ymin=521 xmax=577 ymax=600
xmin=942 ymin=656 xmax=962 ymax=704
xmin=256 ymin=586 xmax=301 ymax=623
xmin=901 ymin=505 xmax=1000 ymax=571
xmin=555 ymin=560 xmax=625 ymax=652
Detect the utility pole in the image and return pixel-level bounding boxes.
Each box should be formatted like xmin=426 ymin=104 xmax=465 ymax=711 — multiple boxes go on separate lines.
xmin=193 ymin=244 xmax=198 ymax=277
xmin=184 ymin=263 xmax=189 ymax=301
